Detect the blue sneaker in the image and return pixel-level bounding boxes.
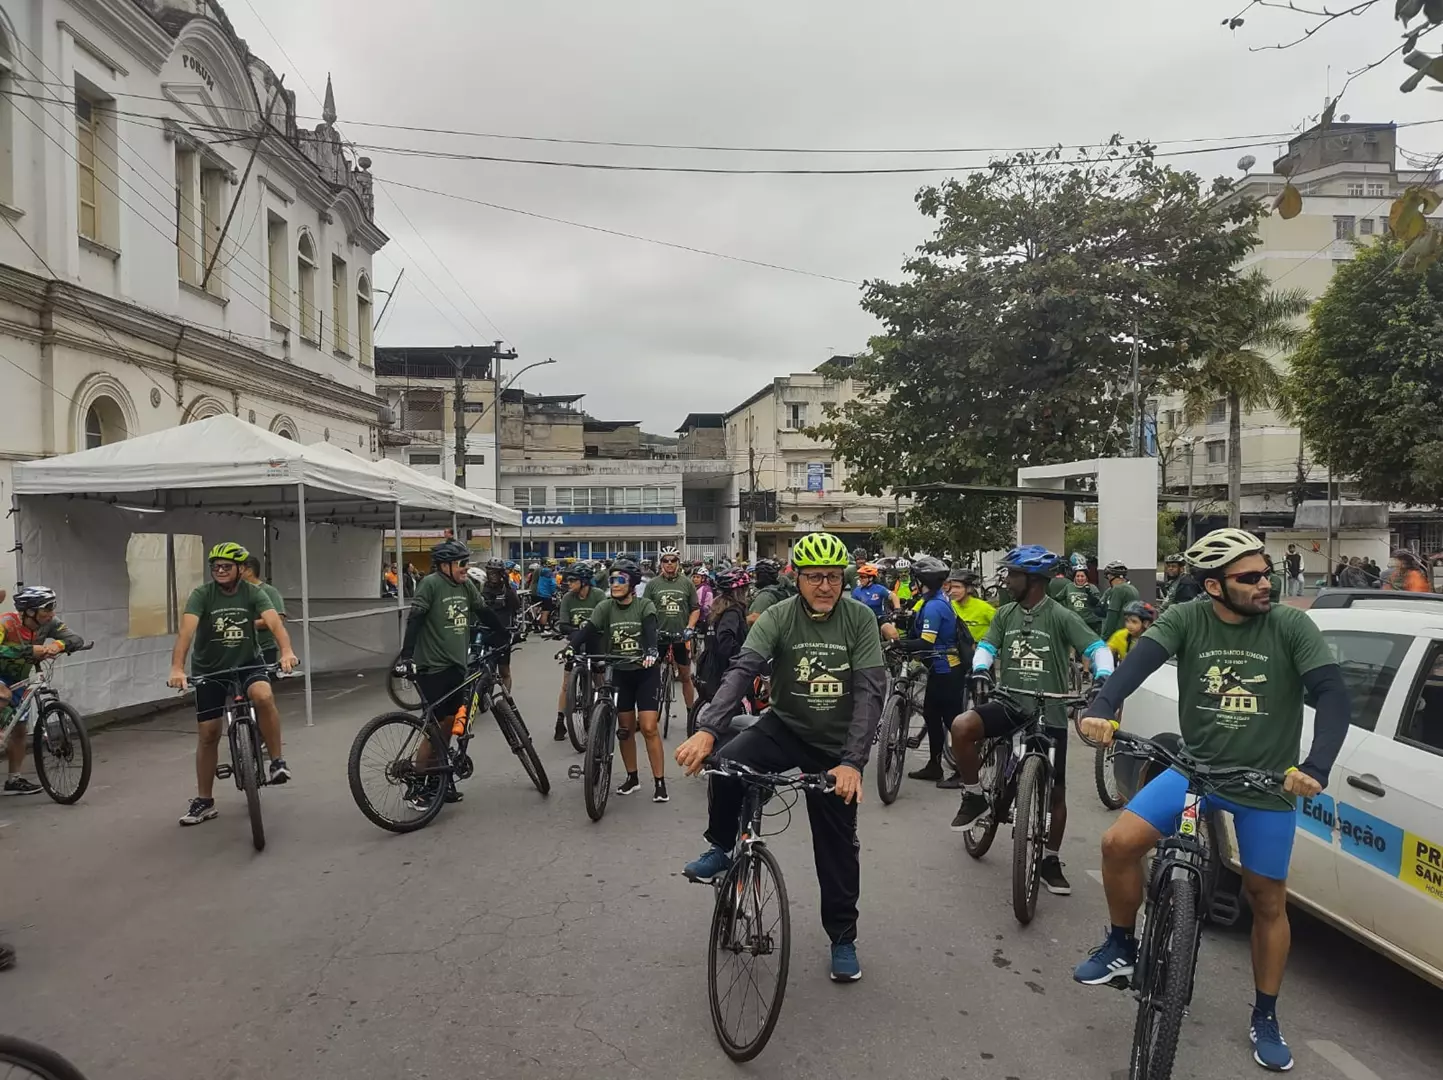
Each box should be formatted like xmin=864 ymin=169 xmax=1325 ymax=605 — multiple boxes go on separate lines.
xmin=683 ymin=845 xmax=732 ymax=883
xmin=830 ymin=941 xmax=861 ymax=982
xmin=1073 ymin=930 xmax=1136 ymax=985
xmin=1250 ymin=1012 xmax=1293 ymax=1072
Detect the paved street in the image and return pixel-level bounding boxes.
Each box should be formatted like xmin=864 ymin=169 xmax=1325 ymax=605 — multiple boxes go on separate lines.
xmin=5 ymin=644 xmax=1439 ymax=1080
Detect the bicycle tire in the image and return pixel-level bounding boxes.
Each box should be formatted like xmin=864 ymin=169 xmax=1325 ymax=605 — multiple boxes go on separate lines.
xmin=1011 ymin=754 xmax=1047 ymax=924
xmin=1095 ymin=742 xmax=1126 ymax=810
xmin=708 ymin=844 xmax=792 ymax=1062
xmin=346 ymin=711 xmax=449 ymax=833
xmin=32 ymin=700 xmax=92 ymax=805
xmin=582 ymin=699 xmax=615 ymax=821
xmin=876 ymin=694 xmax=906 ymax=805
xmin=686 ymin=697 xmax=705 ymax=737
xmin=0 ymin=1035 xmax=90 ymax=1080
xmin=564 ymin=666 xmax=588 ymax=753
xmin=1129 ymin=871 xmax=1198 ymax=1080
xmin=493 ymin=695 xmax=550 ymax=796
xmin=234 ymin=720 xmax=265 ymax=852
xmin=963 ymin=739 xmax=1004 ymax=859
xmin=659 ymin=663 xmax=674 ymax=740
xmin=385 ymin=654 xmax=423 ymax=711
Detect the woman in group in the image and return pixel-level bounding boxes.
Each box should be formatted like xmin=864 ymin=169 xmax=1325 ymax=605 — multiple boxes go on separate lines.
xmin=1383 ymin=549 xmax=1432 ymax=592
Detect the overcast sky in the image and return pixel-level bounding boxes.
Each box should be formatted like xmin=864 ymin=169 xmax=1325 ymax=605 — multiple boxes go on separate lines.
xmin=226 ymin=0 xmax=1441 ymax=430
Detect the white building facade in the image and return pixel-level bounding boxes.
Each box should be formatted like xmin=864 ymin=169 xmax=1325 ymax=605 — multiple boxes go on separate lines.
xmin=0 ymin=0 xmax=387 ymax=590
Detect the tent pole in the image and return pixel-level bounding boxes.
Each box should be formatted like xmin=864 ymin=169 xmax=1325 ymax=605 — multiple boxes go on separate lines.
xmin=394 ymin=502 xmax=404 ymax=646
xmin=10 ymin=493 xmax=22 ymax=588
xmin=452 ymin=512 xmax=459 ymax=540
xmin=297 ymin=482 xmax=315 ymax=728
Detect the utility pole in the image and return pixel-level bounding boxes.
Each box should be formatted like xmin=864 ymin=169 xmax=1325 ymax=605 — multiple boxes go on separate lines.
xmin=1185 ymin=439 xmax=1196 ymax=545
xmin=747 ymin=440 xmax=758 ymax=562
xmin=447 ymin=343 xmax=519 ymax=489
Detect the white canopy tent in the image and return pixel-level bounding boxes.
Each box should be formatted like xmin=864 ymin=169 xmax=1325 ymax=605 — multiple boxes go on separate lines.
xmin=12 ymin=414 xmax=518 ymax=724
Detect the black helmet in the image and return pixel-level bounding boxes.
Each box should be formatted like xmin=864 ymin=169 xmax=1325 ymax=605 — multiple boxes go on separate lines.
xmin=1103 ymin=560 xmax=1128 ymax=578
xmin=753 ymin=558 xmax=781 ymax=586
xmin=485 ymin=557 xmax=506 ymax=572
xmin=563 ymin=563 xmax=589 ymax=582
xmin=912 ymin=554 xmax=949 ymax=589
xmin=610 ymin=558 xmax=641 ymax=588
xmin=14 ymin=585 xmax=57 ymax=611
xmin=947 ymin=567 xmax=980 ymax=586
xmin=1123 ymin=600 xmax=1159 ymax=622
xmin=431 ymin=539 xmax=471 ymax=565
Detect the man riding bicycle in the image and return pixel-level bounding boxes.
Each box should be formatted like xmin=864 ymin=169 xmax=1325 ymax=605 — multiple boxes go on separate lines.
xmin=553 ymin=563 xmax=602 ymax=741
xmin=897 ymin=555 xmax=970 ymax=787
xmin=478 ymin=558 xmax=521 ymax=693
xmin=1099 ymin=561 xmax=1138 ymax=641
xmin=675 ymin=531 xmax=886 ymax=984
xmin=647 ymin=545 xmax=702 ymax=718
xmin=1075 ymin=528 xmax=1350 ymax=1073
xmin=1158 ymin=553 xmax=1203 ymax=609
xmin=948 ymin=545 xmax=1114 ymax=896
xmin=167 ymin=543 xmax=298 ymax=826
xmin=0 ymin=586 xmax=85 ymax=796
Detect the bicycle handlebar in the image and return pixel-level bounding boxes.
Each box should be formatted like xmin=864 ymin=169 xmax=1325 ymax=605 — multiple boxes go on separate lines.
xmin=700 ymin=757 xmax=836 ymax=792
xmin=1108 ymin=731 xmax=1288 ymax=794
xmin=176 ymin=662 xmax=286 ymax=689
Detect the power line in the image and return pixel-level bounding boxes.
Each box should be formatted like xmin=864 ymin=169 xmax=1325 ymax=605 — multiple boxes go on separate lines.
xmin=230 ymin=0 xmax=326 ymax=114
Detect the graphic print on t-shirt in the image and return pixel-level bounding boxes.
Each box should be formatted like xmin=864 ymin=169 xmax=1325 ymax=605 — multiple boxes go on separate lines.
xmin=791 ymin=649 xmax=848 ymax=712
xmin=1007 ymin=633 xmax=1047 ymax=674
xmin=213 ymin=610 xmax=249 ymax=647
xmin=1198 ymin=657 xmax=1269 ymax=726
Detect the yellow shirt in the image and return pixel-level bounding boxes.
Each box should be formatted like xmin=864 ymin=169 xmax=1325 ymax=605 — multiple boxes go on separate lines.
xmin=1107 ymin=627 xmax=1132 ymax=661
xmin=951 ymin=596 xmax=997 ymax=645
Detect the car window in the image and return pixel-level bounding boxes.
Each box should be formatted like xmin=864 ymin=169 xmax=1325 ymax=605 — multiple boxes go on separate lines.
xmin=1319 ymin=630 xmax=1412 ymax=733
xmin=1399 ymin=642 xmax=1443 ymax=756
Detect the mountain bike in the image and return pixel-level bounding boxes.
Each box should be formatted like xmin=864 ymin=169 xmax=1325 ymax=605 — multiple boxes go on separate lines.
xmin=385 ymin=649 xmax=422 ymax=710
xmin=875 ymin=645 xmax=949 ymax=804
xmin=656 ymin=630 xmax=692 ymax=741
xmin=348 ymin=640 xmax=548 ymax=833
xmin=958 ymin=685 xmax=1088 ymax=924
xmin=5 ymin=642 xmax=94 ymax=804
xmin=1095 ymin=737 xmax=1126 ymax=810
xmin=1098 ymin=733 xmax=1287 ymax=1080
xmin=568 ymin=653 xmax=644 ymax=822
xmin=187 ymin=664 xmax=284 ymax=852
xmin=0 ymin=1035 xmax=90 ymax=1079
xmin=696 ymin=754 xmax=836 ymax=1062
xmin=561 ymin=649 xmax=598 ymax=753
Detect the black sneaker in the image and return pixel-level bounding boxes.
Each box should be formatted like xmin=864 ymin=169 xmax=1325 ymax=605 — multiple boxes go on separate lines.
xmin=1039 ymin=856 xmax=1072 ymax=895
xmin=950 ymin=792 xmax=990 ymax=830
xmin=2 ymin=776 xmax=43 ymax=796
xmin=653 ymin=778 xmax=669 ymax=803
xmin=617 ymin=773 xmax=641 ymax=796
xmin=268 ymin=759 xmax=291 ymax=785
xmin=908 ymin=760 xmax=944 ymax=782
xmin=936 ymin=772 xmax=964 ymax=790
xmin=553 ymin=716 xmax=568 ymax=741
xmin=179 ymin=797 xmax=218 ymax=825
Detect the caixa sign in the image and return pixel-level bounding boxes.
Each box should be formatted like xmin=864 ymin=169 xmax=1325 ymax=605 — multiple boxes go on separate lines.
xmin=521 ymin=512 xmax=678 ymax=528
xmin=523 ymin=513 xmax=567 ymax=526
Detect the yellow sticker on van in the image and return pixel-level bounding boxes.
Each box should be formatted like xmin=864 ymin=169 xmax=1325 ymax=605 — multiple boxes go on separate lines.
xmin=1402 ymin=832 xmax=1443 ymax=902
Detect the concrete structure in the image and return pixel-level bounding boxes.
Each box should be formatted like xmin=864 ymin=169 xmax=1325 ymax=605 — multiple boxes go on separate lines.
xmin=374 ymin=346 xmax=498 ymax=499
xmin=723 ymin=357 xmax=899 ymax=561
xmin=1156 ymin=121 xmax=1435 ymax=533
xmin=0 ymin=0 xmax=387 ymax=591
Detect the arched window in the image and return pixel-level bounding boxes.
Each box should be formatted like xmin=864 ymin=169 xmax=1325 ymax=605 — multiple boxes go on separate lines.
xmin=356 ymin=272 xmax=373 ymax=367
xmin=278 ymin=430 xmax=294 ymax=440
xmin=297 ymin=231 xmax=317 ymax=343
xmin=84 ymin=396 xmax=127 ymax=449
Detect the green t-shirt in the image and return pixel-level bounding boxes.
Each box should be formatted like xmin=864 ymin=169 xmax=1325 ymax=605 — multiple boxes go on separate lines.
xmin=586 ymin=595 xmax=658 ymax=670
xmin=184 ymin=580 xmax=275 ymax=676
xmin=1143 ymin=600 xmax=1333 ymax=809
xmin=1101 ymin=581 xmax=1140 ymax=641
xmin=253 ymin=582 xmax=286 ymax=653
xmin=410 ymin=572 xmax=484 ymax=673
xmin=981 ymin=596 xmax=1101 ymax=728
xmin=1071 ymin=583 xmax=1104 ymax=632
xmin=558 ymin=586 xmax=602 ymax=631
xmin=749 ymin=583 xmax=790 ymax=617
xmin=844 ymin=564 xmax=859 ymax=589
xmin=743 ymin=595 xmax=885 ymax=755
xmin=646 ymin=573 xmax=698 ymax=636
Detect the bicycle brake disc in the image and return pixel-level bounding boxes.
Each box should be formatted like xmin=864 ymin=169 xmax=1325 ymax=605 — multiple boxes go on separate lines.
xmin=453 ymin=753 xmax=474 ymax=780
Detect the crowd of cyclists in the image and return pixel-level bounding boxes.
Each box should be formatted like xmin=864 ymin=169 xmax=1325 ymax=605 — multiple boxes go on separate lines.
xmin=2 ymin=522 xmax=1360 ymax=1074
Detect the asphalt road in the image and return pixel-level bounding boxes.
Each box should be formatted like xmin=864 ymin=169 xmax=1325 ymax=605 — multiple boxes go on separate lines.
xmin=4 ymin=644 xmax=1439 ymax=1079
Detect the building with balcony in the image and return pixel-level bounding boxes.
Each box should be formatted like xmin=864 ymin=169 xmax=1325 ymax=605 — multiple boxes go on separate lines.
xmin=722 ymin=357 xmax=900 ymax=560
xmin=0 ymin=0 xmax=388 ymax=590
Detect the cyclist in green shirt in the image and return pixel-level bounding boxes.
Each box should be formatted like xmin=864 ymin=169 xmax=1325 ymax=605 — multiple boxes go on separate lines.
xmin=240 ymin=556 xmax=287 ymax=668
xmin=676 ymin=531 xmax=885 ymax=983
xmin=1069 ymin=567 xmax=1105 ymax=633
xmin=746 ymin=558 xmax=793 ymax=625
xmin=1099 ymin=561 xmax=1139 ymax=641
xmin=648 ymin=545 xmax=702 ymax=716
xmin=949 ymin=545 xmax=1114 ymax=896
xmin=167 ymin=542 xmax=297 ymax=827
xmin=553 ymin=563 xmax=602 ymax=741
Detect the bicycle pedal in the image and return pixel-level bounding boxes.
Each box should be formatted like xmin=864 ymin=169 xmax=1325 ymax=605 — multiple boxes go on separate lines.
xmin=566 ymin=763 xmax=584 ymax=781
xmin=214 ymin=764 xmax=233 ymax=779
xmin=1208 ymin=891 xmax=1242 ymax=927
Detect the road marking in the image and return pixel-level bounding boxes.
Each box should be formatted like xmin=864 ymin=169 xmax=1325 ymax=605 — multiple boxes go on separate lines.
xmin=1087 ymin=869 xmax=1104 ymax=885
xmin=325 ymin=686 xmax=364 ymax=700
xmin=1308 ymin=1040 xmax=1384 ymax=1080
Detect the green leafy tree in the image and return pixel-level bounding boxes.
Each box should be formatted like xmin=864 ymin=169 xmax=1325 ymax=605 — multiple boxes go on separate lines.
xmin=811 ymin=140 xmax=1260 ymax=546
xmin=1287 ymin=237 xmax=1443 ymax=503
xmin=1174 ymin=271 xmax=1312 ymax=526
xmin=1065 ymin=511 xmax=1183 ymax=564
xmin=876 ymin=500 xmax=1016 ymax=563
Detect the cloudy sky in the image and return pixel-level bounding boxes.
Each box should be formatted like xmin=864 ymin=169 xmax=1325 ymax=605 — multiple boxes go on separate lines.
xmin=224 ymin=0 xmax=1442 ymax=430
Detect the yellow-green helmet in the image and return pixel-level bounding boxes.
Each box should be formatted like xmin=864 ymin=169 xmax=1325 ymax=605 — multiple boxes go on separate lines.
xmin=791 ymin=532 xmax=849 ymax=568
xmin=207 ymin=541 xmax=249 ymax=564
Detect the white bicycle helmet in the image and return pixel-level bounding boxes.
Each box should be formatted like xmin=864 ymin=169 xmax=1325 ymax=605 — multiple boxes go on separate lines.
xmin=895 ymin=558 xmax=911 ymax=571
xmin=1184 ymin=528 xmax=1265 ymax=571
xmin=466 ymin=566 xmax=488 ymax=584
xmin=659 ymin=544 xmax=681 ymax=558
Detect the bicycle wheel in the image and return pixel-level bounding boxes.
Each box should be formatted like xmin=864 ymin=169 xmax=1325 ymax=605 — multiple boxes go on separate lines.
xmin=493 ymin=695 xmax=550 ymax=796
xmin=32 ymin=700 xmax=92 ymax=804
xmin=660 ymin=664 xmax=674 ymax=740
xmin=582 ymin=699 xmax=616 ymax=821
xmin=0 ymin=1035 xmax=90 ymax=1080
xmin=963 ymin=739 xmax=1004 ymax=859
xmin=564 ymin=666 xmax=588 ymax=753
xmin=1095 ymin=742 xmax=1125 ymax=810
xmin=233 ymin=721 xmax=265 ymax=852
xmin=875 ymin=694 xmax=906 ymax=805
xmin=708 ymin=844 xmax=792 ymax=1062
xmin=1011 ymin=755 xmax=1047 ymax=924
xmin=386 ymin=655 xmax=422 ymax=711
xmin=347 ymin=711 xmax=449 ymax=833
xmin=686 ymin=697 xmax=705 ymax=737
xmin=1129 ymin=871 xmax=1198 ymax=1080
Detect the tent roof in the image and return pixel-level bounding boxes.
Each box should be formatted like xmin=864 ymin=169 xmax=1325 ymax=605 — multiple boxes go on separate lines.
xmin=12 ymin=414 xmax=519 ymax=528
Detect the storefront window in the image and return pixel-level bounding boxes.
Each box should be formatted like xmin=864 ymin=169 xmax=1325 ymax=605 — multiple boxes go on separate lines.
xmin=555 ymin=541 xmax=578 ymax=560
xmin=522 ymin=541 xmax=549 ymax=560
xmin=641 ymin=540 xmax=660 ymax=560
xmin=508 ymin=541 xmax=522 ymax=562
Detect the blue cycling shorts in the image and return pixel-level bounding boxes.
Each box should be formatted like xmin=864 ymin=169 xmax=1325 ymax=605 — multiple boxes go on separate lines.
xmin=1126 ymin=767 xmax=1296 ymax=882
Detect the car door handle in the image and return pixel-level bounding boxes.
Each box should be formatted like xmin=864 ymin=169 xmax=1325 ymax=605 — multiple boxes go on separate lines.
xmin=1346 ymin=774 xmax=1386 ymax=797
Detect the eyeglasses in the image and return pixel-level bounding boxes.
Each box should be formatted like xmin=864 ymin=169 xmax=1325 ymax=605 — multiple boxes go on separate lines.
xmin=1225 ymin=570 xmax=1269 ymax=586
xmin=210 ymin=561 xmax=237 ymax=571
xmin=609 ymin=574 xmax=630 ymax=584
xmin=798 ymin=571 xmax=844 ymax=586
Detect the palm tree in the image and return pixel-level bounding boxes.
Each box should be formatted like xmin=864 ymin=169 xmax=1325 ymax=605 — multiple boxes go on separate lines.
xmin=1180 ymin=271 xmax=1313 ymax=527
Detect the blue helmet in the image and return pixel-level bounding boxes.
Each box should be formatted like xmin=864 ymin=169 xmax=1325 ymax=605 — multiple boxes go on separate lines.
xmin=1001 ymin=545 xmax=1061 ymax=577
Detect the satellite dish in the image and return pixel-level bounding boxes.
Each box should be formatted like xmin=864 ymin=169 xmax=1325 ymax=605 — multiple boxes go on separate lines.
xmin=1237 ymin=154 xmax=1257 ymax=173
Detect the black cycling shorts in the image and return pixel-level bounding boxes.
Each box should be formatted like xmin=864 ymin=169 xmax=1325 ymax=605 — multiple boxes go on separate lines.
xmin=539 ymin=595 xmax=557 ymax=612
xmin=663 ymin=640 xmax=691 ymax=665
xmin=976 ymin=697 xmax=1070 ymax=788
xmin=194 ymin=668 xmax=270 ymax=723
xmin=415 ymin=666 xmax=469 ymax=719
xmin=614 ymin=665 xmax=661 ymax=713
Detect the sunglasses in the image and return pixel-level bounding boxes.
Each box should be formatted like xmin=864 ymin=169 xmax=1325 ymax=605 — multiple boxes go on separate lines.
xmin=661 ymin=556 xmax=680 ymax=564
xmin=609 ymin=574 xmax=630 ymax=584
xmin=1224 ymin=570 xmax=1269 ymax=585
